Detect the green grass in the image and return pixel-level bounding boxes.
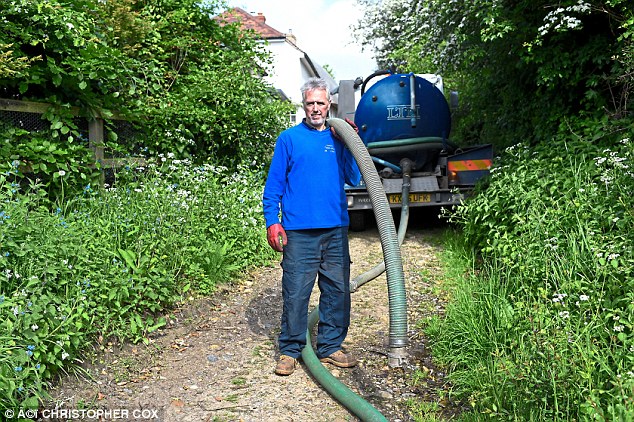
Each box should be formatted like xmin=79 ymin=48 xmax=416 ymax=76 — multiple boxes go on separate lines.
xmin=231 ymin=377 xmax=247 ymax=386
xmin=407 ymin=398 xmax=444 ymax=421
xmin=427 ymin=124 xmax=634 ymax=420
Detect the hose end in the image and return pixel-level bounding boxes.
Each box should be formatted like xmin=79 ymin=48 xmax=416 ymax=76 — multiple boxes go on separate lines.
xmin=388 ymin=346 xmax=408 ymax=368
xmin=349 ymin=278 xmax=359 ymax=293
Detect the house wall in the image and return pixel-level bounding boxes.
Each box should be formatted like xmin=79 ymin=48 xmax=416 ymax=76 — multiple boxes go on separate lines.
xmin=221 ymin=9 xmax=341 ymax=126
xmin=262 ymin=39 xmax=340 ymax=124
xmin=264 ymin=39 xmax=308 ymax=123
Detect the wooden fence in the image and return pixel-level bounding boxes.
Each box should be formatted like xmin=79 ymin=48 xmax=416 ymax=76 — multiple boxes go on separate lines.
xmin=0 ymin=98 xmax=143 ymax=169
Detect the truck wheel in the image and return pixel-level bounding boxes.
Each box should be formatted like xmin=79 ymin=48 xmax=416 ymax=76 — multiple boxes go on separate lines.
xmin=349 ymin=211 xmax=366 ymax=232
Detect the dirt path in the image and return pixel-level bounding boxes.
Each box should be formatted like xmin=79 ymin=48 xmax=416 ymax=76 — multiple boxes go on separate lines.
xmin=49 ymin=223 xmax=460 ymax=421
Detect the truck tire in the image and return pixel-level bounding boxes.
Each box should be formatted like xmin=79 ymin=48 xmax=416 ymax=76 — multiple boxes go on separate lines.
xmin=349 ymin=210 xmax=366 ymax=232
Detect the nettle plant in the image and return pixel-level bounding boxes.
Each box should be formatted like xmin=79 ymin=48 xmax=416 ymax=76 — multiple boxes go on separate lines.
xmin=101 ymin=155 xmax=274 ymax=293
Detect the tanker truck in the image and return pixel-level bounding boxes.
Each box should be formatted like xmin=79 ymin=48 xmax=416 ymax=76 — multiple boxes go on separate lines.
xmin=335 ymin=71 xmax=493 ymax=231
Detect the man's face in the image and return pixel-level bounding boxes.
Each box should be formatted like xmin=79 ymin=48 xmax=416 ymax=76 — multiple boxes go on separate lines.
xmin=303 ymin=89 xmax=330 ymax=130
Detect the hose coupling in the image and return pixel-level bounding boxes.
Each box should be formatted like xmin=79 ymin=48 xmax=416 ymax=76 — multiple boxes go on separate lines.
xmin=349 ymin=278 xmax=359 ymax=293
xmin=388 ymin=346 xmax=408 ymax=368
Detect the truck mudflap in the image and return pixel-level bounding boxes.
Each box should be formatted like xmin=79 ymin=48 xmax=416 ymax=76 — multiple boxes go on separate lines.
xmin=447 ymin=144 xmax=493 ymax=186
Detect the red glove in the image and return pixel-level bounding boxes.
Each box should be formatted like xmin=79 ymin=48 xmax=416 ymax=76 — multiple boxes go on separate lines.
xmin=267 ymin=223 xmax=287 ymax=252
xmin=330 ymin=117 xmax=358 ymax=141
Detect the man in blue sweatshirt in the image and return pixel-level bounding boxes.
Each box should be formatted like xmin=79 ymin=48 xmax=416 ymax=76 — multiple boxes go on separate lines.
xmin=263 ymin=77 xmax=361 ymax=376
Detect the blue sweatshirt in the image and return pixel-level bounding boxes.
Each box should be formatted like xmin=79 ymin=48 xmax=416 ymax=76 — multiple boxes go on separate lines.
xmin=263 ymin=121 xmax=361 ymax=230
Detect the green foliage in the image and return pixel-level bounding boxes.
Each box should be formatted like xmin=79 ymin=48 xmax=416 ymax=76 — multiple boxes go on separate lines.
xmin=141 ymin=60 xmax=293 ymax=164
xmin=0 ymin=0 xmax=293 ymax=165
xmin=356 ymin=0 xmax=634 ymax=418
xmin=1 ymin=124 xmax=101 ymax=202
xmin=0 ymin=43 xmax=40 ymax=79
xmin=99 ymin=155 xmax=275 ymax=293
xmin=355 ymin=0 xmax=633 ymax=148
xmin=0 ymin=0 xmax=131 ymax=110
xmin=431 ymin=116 xmax=634 ymax=419
xmin=117 ymin=0 xmax=294 ymax=164
xmin=0 ymin=156 xmax=275 ymax=409
xmin=322 ymin=64 xmax=336 ymax=79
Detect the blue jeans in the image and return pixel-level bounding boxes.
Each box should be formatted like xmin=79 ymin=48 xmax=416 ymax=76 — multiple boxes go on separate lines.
xmin=279 ymin=227 xmax=351 ymax=359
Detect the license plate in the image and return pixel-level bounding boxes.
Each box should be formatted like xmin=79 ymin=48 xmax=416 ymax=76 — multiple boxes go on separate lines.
xmin=388 ymin=193 xmax=431 ymax=204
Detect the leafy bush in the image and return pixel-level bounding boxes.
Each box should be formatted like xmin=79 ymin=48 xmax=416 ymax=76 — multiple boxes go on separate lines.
xmin=0 ymin=126 xmax=101 ymax=202
xmin=0 ymin=0 xmax=294 ymax=166
xmin=431 ymin=116 xmax=634 ymax=419
xmin=0 ymin=0 xmax=133 ymax=110
xmin=0 ymin=155 xmax=275 ymax=410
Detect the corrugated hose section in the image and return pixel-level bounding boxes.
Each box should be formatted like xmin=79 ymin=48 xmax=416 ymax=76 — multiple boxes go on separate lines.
xmin=328 ymin=117 xmax=408 ymax=348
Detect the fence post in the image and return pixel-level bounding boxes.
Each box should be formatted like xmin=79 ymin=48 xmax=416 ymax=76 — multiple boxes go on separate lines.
xmin=1 ymin=98 xmax=139 ymax=176
xmin=88 ymin=117 xmax=105 ymax=183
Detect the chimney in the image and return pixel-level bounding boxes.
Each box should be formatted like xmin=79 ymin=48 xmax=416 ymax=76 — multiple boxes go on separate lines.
xmin=286 ymin=29 xmax=297 ymax=45
xmin=255 ymin=12 xmax=266 ymax=23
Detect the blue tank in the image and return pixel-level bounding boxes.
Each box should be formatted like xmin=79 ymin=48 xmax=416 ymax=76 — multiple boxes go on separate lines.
xmin=355 ymin=73 xmax=452 ymax=171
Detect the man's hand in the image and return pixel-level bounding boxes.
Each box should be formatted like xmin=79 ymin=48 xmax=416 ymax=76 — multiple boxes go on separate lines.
xmin=267 ymin=223 xmax=287 ymax=252
xmin=330 ymin=117 xmax=358 ymax=141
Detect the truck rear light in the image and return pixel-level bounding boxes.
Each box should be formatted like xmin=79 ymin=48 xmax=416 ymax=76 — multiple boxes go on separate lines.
xmin=347 ymin=195 xmax=354 ymax=207
xmin=449 ymin=170 xmax=459 ymax=184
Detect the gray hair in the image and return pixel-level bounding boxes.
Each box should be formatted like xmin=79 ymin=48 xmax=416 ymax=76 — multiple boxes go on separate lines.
xmin=300 ymin=77 xmax=330 ymax=102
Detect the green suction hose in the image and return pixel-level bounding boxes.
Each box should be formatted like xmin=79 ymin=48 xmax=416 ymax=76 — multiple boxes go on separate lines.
xmin=303 ymin=308 xmax=388 ymax=422
xmin=350 ymin=159 xmax=412 ymax=293
xmin=300 ymin=118 xmax=409 ymax=421
xmin=327 ymin=118 xmax=408 ymax=354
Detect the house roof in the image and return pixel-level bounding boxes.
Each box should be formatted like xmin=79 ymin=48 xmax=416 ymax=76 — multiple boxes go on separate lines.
xmin=217 ymin=8 xmax=339 ymax=104
xmin=219 ymin=7 xmax=286 ymax=40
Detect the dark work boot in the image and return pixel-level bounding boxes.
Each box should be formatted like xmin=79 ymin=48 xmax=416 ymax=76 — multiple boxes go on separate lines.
xmin=275 ymin=355 xmax=298 ymax=376
xmin=319 ymin=350 xmax=357 ymax=368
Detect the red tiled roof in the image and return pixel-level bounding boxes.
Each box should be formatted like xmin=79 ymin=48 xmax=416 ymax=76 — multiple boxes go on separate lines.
xmin=219 ymin=7 xmax=286 ymax=40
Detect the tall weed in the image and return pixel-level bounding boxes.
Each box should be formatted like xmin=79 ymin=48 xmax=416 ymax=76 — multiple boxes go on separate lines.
xmin=433 ymin=119 xmax=634 ymax=419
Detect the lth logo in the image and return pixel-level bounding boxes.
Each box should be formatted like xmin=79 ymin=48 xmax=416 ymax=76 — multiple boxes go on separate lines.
xmin=386 ymin=105 xmax=420 ymax=121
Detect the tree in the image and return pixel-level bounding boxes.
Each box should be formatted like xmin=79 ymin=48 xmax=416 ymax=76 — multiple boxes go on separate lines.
xmin=354 ymin=0 xmax=633 ymax=147
xmin=0 ymin=0 xmax=294 ymax=166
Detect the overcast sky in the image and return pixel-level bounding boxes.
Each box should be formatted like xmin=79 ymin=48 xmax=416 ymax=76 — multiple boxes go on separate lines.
xmin=223 ymin=0 xmax=378 ymax=81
